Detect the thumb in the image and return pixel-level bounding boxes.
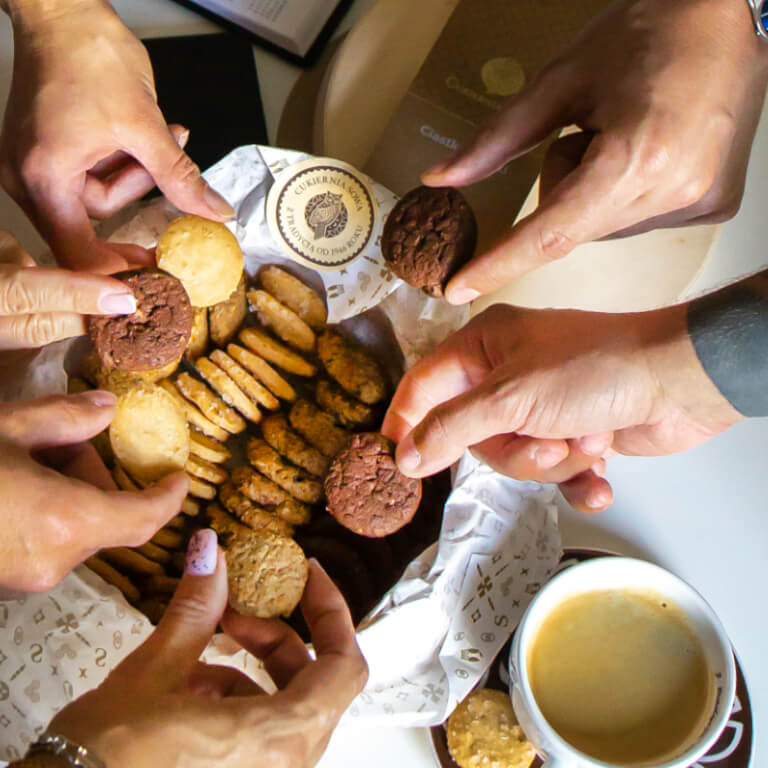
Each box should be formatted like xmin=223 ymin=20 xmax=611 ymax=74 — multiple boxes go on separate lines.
xmin=125 ymin=121 xmax=234 ymax=221
xmin=135 ymin=529 xmax=228 ymax=688
xmin=1 ymin=391 xmax=116 ymax=450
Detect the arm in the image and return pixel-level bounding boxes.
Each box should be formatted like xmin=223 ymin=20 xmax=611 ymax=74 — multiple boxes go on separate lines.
xmin=0 ymin=0 xmax=233 ymax=272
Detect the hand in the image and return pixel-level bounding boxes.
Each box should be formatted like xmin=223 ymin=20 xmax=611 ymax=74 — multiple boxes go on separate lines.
xmin=0 ymin=392 xmax=187 ymax=592
xmin=0 ymin=228 xmax=137 ymax=350
xmin=423 ymin=0 xmax=768 ymax=304
xmin=49 ymin=530 xmax=368 ymax=768
xmin=382 ymin=304 xmax=742 ymax=512
xmin=0 ymin=0 xmax=234 ymax=273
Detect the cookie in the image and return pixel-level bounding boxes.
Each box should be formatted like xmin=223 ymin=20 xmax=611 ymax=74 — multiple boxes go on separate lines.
xmin=317 ymin=328 xmax=387 ymax=404
xmin=181 ymin=497 xmax=201 ymax=517
xmin=275 ymin=497 xmax=311 ymax=526
xmin=175 ymin=372 xmax=246 ymax=434
xmin=206 ymin=503 xmax=250 ymax=546
xmin=261 ymin=412 xmax=329 ymax=477
xmin=195 ymin=357 xmax=262 ymax=424
xmin=446 ymin=689 xmax=536 ymax=768
xmin=209 ymin=349 xmax=280 ymax=411
xmin=101 ymin=547 xmax=164 ymax=577
xmin=289 ymin=399 xmax=350 ymax=458
xmin=259 ymin=266 xmax=327 ymax=331
xmin=189 ymin=431 xmax=231 ymax=464
xmin=246 ymin=438 xmax=323 ymax=504
xmin=85 ymin=556 xmax=140 ymax=603
xmin=109 ymin=385 xmax=189 ymax=483
xmin=87 ymin=270 xmax=193 ymax=372
xmin=225 ymin=531 xmax=308 ymax=618
xmin=135 ymin=541 xmax=172 ymax=565
xmin=227 ymin=343 xmax=296 ymax=401
xmin=382 ymin=186 xmax=477 ymax=298
xmin=151 ymin=527 xmax=185 ymax=550
xmin=219 ymin=482 xmax=294 ymax=537
xmin=185 ymin=307 xmax=209 ymax=361
xmin=159 ymin=378 xmax=229 ymax=442
xmin=239 ymin=328 xmax=316 ymax=377
xmin=232 ymin=465 xmax=291 ymax=506
xmin=95 ymin=357 xmax=181 ymax=395
xmin=209 ymin=273 xmax=247 ymax=346
xmin=187 ymin=474 xmax=217 ymax=500
xmin=316 ymin=379 xmax=376 ymax=429
xmin=156 ymin=215 xmax=243 ymax=307
xmin=185 ymin=454 xmax=228 ymax=485
xmin=324 ymin=433 xmax=421 ymax=537
xmin=247 ymin=289 xmax=316 ymax=352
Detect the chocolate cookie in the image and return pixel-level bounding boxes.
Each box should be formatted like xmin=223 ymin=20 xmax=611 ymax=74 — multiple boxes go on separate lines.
xmin=324 ymin=433 xmax=422 ymax=537
xmin=88 ymin=270 xmax=193 ymax=371
xmin=382 ymin=186 xmax=477 ymax=297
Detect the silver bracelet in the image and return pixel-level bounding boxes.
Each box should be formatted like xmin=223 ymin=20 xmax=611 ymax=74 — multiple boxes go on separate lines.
xmin=27 ymin=733 xmax=106 ymax=768
xmin=746 ymin=0 xmax=768 ymax=41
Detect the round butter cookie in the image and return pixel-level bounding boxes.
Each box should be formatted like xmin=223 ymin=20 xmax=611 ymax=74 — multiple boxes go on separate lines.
xmin=109 ymin=384 xmax=189 ymax=483
xmin=156 ymin=215 xmax=243 ymax=307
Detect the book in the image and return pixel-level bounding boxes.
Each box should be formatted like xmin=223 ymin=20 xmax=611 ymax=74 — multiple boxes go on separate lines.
xmin=169 ymin=0 xmax=352 ymax=65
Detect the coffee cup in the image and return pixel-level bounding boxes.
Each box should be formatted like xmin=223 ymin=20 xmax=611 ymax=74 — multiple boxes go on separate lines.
xmin=508 ymin=557 xmax=736 ymax=768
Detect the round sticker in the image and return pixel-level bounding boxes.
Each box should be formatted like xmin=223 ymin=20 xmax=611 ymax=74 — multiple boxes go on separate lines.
xmin=266 ymin=157 xmax=378 ymax=271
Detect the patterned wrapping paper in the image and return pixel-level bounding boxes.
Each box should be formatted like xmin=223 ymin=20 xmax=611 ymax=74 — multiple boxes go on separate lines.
xmin=0 ymin=147 xmax=561 ymax=755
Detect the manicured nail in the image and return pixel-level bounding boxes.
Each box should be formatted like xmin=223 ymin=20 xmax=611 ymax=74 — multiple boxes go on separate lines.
xmin=446 ymin=286 xmax=480 ymax=305
xmin=579 ymin=434 xmax=610 ymax=457
xmin=534 ymin=444 xmax=567 ymax=470
xmin=185 ymin=529 xmax=218 ymax=575
xmin=592 ymin=460 xmax=607 ymax=478
xmin=99 ymin=292 xmax=136 ymax=315
xmin=176 ymin=129 xmax=190 ymax=148
xmin=398 ymin=440 xmax=421 ymax=474
xmin=203 ymin=186 xmax=235 ymax=219
xmin=82 ymin=390 xmax=116 ymax=408
xmin=423 ymin=159 xmax=450 ymax=179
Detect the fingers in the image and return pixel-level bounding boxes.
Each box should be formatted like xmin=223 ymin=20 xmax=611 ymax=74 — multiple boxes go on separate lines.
xmin=539 ymin=132 xmax=594 ymax=199
xmin=83 ymin=125 xmax=190 ymax=219
xmin=2 ymin=391 xmax=116 ymax=449
xmin=0 ymin=313 xmax=86 ymax=349
xmin=0 ymin=230 xmax=35 ymax=267
xmin=443 ymin=134 xmax=640 ymax=304
xmin=422 ymin=65 xmax=574 ymax=187
xmin=130 ymin=531 xmax=228 ymax=688
xmin=559 ymin=469 xmax=614 ymax=513
xmin=279 ymin=560 xmax=367 ymax=719
xmin=471 ymin=433 xmax=611 ymax=484
xmin=0 ymin=264 xmax=137 ymax=316
xmin=221 ymin=610 xmax=312 ymax=690
xmin=123 ymin=118 xmax=234 ymax=221
xmin=37 ymin=441 xmax=116 ymax=491
xmin=187 ymin=663 xmax=264 ymax=698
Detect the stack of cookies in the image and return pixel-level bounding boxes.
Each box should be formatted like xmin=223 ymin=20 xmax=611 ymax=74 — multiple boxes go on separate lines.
xmin=75 ymin=214 xmax=450 ymax=628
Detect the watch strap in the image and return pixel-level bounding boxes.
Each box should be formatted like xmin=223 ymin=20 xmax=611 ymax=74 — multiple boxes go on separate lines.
xmin=27 ymin=734 xmax=106 ymax=768
xmin=746 ymin=0 xmax=768 ymax=40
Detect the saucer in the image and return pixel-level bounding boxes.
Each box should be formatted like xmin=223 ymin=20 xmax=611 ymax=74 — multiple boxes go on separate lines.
xmin=430 ymin=548 xmax=753 ymax=768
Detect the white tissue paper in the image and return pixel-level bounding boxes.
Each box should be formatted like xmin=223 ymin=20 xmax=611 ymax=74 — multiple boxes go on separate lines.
xmin=0 ymin=147 xmax=561 ymax=757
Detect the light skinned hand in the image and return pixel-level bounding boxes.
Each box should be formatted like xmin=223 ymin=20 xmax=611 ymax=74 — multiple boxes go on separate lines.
xmin=49 ymin=531 xmax=368 ymax=768
xmin=0 ymin=0 xmax=234 ymax=273
xmin=0 ymin=228 xmax=137 ymax=349
xmin=0 ymin=391 xmax=188 ymax=592
xmin=422 ymin=0 xmax=768 ymax=303
xmin=382 ymin=304 xmax=742 ymax=512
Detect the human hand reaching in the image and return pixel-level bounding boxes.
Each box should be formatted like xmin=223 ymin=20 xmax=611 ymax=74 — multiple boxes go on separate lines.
xmin=0 ymin=0 xmax=234 ymax=272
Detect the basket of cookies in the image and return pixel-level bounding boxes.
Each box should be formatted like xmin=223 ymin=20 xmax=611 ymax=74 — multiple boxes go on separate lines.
xmin=42 ymin=145 xmax=561 ymax=729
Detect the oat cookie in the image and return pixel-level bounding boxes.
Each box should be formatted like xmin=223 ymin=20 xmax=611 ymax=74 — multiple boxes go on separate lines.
xmin=317 ymin=328 xmax=387 ymax=404
xmin=261 ymin=412 xmax=329 ymax=477
xmin=289 ymin=399 xmax=350 ymax=458
xmin=247 ymin=438 xmax=323 ymax=504
xmin=316 ymin=379 xmax=376 ymax=429
xmin=175 ymin=372 xmax=246 ymax=434
xmin=227 ymin=343 xmax=296 ymax=401
xmin=239 ymin=328 xmax=316 ymax=377
xmin=195 ymin=357 xmax=262 ymax=424
xmin=209 ymin=273 xmax=247 ymax=346
xmin=247 ymin=288 xmax=316 ymax=352
xmin=210 ymin=349 xmax=280 ymax=411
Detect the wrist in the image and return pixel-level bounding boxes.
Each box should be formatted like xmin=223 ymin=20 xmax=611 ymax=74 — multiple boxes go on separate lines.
xmin=2 ymin=0 xmax=110 ymax=30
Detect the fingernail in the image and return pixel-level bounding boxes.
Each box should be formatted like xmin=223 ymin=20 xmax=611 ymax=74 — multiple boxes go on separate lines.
xmin=99 ymin=292 xmax=136 ymax=315
xmin=446 ymin=286 xmax=480 ymax=305
xmin=309 ymin=557 xmax=327 ymax=575
xmin=423 ymin=159 xmax=450 ymax=179
xmin=82 ymin=390 xmax=116 ymax=408
xmin=534 ymin=444 xmax=567 ymax=470
xmin=185 ymin=528 xmax=218 ymax=575
xmin=587 ymin=491 xmax=610 ymax=510
xmin=398 ymin=441 xmax=421 ymax=474
xmin=203 ymin=186 xmax=235 ymax=219
xmin=176 ymin=129 xmax=190 ymax=148
xmin=579 ymin=434 xmax=610 ymax=457
xmin=592 ymin=460 xmax=607 ymax=478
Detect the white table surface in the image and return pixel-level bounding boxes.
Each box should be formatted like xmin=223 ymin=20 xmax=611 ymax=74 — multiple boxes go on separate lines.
xmin=1 ymin=2 xmax=766 ymax=766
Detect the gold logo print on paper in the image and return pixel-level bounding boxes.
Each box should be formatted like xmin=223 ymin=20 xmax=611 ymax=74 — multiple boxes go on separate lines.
xmin=305 ymin=192 xmax=348 ymax=240
xmin=481 ymin=57 xmax=526 ymax=97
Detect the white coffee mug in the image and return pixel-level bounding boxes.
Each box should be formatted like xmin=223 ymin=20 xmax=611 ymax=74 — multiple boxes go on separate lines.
xmin=508 ymin=557 xmax=736 ymax=768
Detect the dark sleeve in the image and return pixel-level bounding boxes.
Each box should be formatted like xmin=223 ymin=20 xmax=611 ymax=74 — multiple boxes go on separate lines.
xmin=687 ymin=273 xmax=768 ymax=417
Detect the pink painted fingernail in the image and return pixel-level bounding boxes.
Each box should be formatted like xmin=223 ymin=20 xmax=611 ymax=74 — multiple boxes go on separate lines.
xmin=185 ymin=529 xmax=218 ymax=575
xmin=446 ymin=286 xmax=480 ymax=305
xmin=99 ymin=292 xmax=136 ymax=315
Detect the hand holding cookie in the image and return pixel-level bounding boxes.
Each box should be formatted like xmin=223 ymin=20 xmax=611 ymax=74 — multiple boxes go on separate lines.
xmin=49 ymin=530 xmax=367 ymax=768
xmin=0 ymin=392 xmax=188 ymax=592
xmin=0 ymin=228 xmax=138 ymax=351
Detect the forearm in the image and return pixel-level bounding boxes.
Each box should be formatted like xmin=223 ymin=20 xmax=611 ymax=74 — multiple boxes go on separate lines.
xmin=687 ymin=270 xmax=768 ymax=417
xmin=0 ymin=0 xmax=107 ymax=25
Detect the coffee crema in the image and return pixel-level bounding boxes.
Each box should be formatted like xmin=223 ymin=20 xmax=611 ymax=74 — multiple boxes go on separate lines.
xmin=527 ymin=589 xmax=713 ymax=765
